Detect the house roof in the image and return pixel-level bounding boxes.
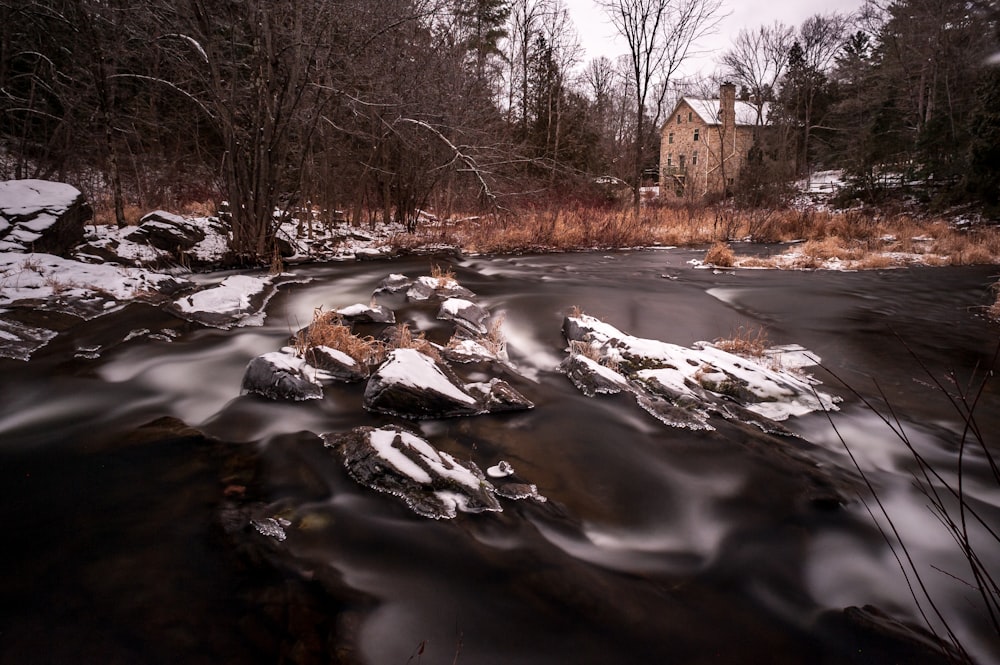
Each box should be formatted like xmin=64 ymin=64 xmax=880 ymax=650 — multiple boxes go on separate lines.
xmin=680 ymin=97 xmax=770 ymax=126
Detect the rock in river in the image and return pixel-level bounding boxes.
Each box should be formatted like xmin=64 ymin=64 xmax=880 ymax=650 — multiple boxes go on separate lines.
xmin=364 ymin=348 xmax=533 ymax=419
xmin=242 ymin=351 xmax=323 ymax=401
xmin=324 ymin=425 xmax=501 ymax=519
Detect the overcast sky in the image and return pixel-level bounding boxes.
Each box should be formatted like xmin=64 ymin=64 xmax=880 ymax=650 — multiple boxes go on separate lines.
xmin=569 ymin=0 xmax=867 ymax=79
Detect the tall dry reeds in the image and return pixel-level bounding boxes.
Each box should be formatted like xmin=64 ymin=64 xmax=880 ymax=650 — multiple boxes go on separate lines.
xmin=393 ymin=201 xmax=1000 ymax=268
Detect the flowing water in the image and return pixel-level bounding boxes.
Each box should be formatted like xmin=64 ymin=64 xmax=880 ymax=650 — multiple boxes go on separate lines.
xmin=2 ymin=249 xmax=1000 ymax=665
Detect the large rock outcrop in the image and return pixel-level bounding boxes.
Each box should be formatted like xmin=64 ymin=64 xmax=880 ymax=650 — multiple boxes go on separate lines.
xmin=0 ymin=179 xmax=91 ymax=256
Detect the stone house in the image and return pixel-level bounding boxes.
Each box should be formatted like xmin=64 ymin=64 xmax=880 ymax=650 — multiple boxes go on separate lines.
xmin=659 ymin=82 xmax=769 ymax=196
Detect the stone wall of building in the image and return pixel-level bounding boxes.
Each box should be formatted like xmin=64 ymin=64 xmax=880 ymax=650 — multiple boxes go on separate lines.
xmin=659 ymin=83 xmax=759 ymax=197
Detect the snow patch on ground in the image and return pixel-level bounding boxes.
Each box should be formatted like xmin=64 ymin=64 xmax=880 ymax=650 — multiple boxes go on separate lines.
xmin=0 ymin=252 xmax=177 ymax=306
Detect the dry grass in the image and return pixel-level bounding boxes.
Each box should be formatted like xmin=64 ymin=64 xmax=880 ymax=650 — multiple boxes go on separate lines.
xmin=293 ymin=308 xmax=386 ymax=365
xmin=482 ymin=312 xmax=506 ymax=356
xmin=90 ymin=200 xmax=145 ymax=226
xmin=704 ymin=242 xmax=735 ymax=267
xmin=385 ymin=323 xmax=442 ymax=361
xmin=714 ymin=324 xmax=770 ymax=358
xmin=568 ymin=339 xmax=620 ymax=372
xmin=989 ymin=288 xmax=1000 ymax=321
xmin=444 ymin=313 xmax=506 ymax=357
xmin=427 ymin=202 xmax=1000 ymax=269
xmin=430 ymin=263 xmax=456 ymax=285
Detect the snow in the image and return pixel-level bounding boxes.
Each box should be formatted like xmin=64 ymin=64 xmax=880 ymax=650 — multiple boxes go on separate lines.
xmin=368 ymin=427 xmax=482 ymax=489
xmin=174 ymin=274 xmax=268 ymax=315
xmin=487 ymin=460 xmax=515 ymax=478
xmin=573 ymin=354 xmax=631 ymax=390
xmin=376 ymin=348 xmax=479 ymax=406
xmin=141 ymin=210 xmax=188 ymax=226
xmin=443 ymin=338 xmax=506 ymax=363
xmin=313 ymin=345 xmax=357 ymax=367
xmin=20 ymin=213 xmax=60 ymax=233
xmin=336 ymin=303 xmax=372 ymax=317
xmin=684 ymin=97 xmax=769 ymax=126
xmin=441 ymin=297 xmax=475 ymax=316
xmin=369 ymin=428 xmax=434 ymax=484
xmin=0 ymin=252 xmax=175 ymax=306
xmin=0 ymin=179 xmax=81 ymax=218
xmin=569 ymin=314 xmax=837 ymax=423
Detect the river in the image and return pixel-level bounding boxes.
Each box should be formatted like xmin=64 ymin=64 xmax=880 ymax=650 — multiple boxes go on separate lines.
xmin=1 ymin=248 xmax=998 ymax=665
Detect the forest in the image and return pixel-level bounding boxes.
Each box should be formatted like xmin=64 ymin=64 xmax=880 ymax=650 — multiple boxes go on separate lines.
xmin=2 ymin=0 xmax=999 ymax=263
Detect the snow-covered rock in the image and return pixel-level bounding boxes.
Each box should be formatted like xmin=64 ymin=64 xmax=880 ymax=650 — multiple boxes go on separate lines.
xmin=125 ymin=210 xmax=207 ymax=251
xmin=335 ymin=302 xmax=395 ymax=324
xmin=562 ymin=313 xmax=838 ymax=431
xmin=373 ymin=273 xmax=411 ymax=295
xmin=324 ymin=425 xmax=545 ymax=519
xmin=439 ymin=337 xmax=508 ymax=364
xmin=364 ymin=348 xmax=482 ymax=419
xmin=406 ymin=274 xmax=475 ymax=302
xmin=301 ymin=345 xmax=369 ymax=383
xmin=0 ymin=179 xmax=91 ymax=256
xmin=241 ymin=351 xmax=323 ymax=401
xmin=438 ymin=297 xmax=489 ymax=335
xmin=559 ymin=353 xmax=631 ymax=397
xmin=465 ymin=378 xmax=534 ymax=413
xmin=325 ymin=425 xmax=500 ymax=519
xmin=364 ymin=348 xmax=532 ymax=419
xmin=0 ymin=316 xmax=59 ymax=361
xmin=171 ymin=274 xmax=274 ymax=329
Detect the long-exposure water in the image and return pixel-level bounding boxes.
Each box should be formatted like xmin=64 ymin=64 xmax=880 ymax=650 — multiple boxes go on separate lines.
xmin=2 ymin=249 xmax=998 ymax=664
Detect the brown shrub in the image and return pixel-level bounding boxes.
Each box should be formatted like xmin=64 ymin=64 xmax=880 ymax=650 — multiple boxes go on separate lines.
xmin=705 ymin=242 xmax=735 ymax=267
xmin=293 ymin=309 xmax=386 ymax=365
xmin=714 ymin=324 xmax=769 ymax=358
xmin=385 ymin=323 xmax=441 ymax=361
xmin=989 ymin=285 xmax=1000 ymax=321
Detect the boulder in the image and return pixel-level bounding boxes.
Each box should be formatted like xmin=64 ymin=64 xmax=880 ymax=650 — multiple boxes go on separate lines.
xmin=559 ymin=353 xmax=631 ymax=397
xmin=335 ymin=303 xmax=395 ymax=324
xmin=302 ymin=345 xmax=369 ymax=383
xmin=171 ymin=274 xmax=274 ymax=329
xmin=241 ymin=352 xmax=323 ymax=401
xmin=440 ymin=337 xmax=507 ymax=364
xmin=125 ymin=210 xmax=205 ymax=252
xmin=373 ymin=273 xmax=411 ymax=295
xmin=363 ymin=348 xmax=482 ymax=419
xmin=406 ymin=274 xmax=475 ymax=302
xmin=364 ymin=348 xmax=533 ymax=419
xmin=438 ymin=297 xmax=489 ymax=335
xmin=0 ymin=179 xmax=91 ymax=256
xmin=563 ymin=313 xmax=838 ymax=427
xmin=324 ymin=425 xmax=501 ymax=519
xmin=466 ymin=378 xmax=534 ymax=413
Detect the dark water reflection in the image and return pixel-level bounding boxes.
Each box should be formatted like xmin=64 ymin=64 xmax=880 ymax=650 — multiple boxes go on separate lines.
xmin=2 ymin=249 xmax=999 ymax=664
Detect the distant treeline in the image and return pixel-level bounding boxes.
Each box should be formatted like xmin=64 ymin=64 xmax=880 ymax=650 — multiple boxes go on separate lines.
xmin=2 ymin=0 xmax=998 ymax=262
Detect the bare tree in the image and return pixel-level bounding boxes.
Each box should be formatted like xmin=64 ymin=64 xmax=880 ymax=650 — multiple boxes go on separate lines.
xmin=721 ymin=21 xmax=794 ymax=124
xmin=600 ymin=0 xmax=723 ymax=215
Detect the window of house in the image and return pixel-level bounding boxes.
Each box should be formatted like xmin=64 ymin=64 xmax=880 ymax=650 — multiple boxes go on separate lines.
xmin=667 ymin=154 xmax=672 ymax=166
xmin=693 ymin=128 xmax=699 ymax=141
xmin=688 ymin=111 xmax=692 ymax=121
xmin=677 ymin=114 xmax=681 ymax=124
xmin=692 ymin=151 xmax=698 ymax=166
xmin=668 ymin=132 xmax=674 ymax=144
xmin=679 ymin=154 xmax=686 ymax=169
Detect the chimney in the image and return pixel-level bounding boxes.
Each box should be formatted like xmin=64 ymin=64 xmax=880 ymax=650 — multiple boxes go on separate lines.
xmin=720 ymin=81 xmax=736 ymax=137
